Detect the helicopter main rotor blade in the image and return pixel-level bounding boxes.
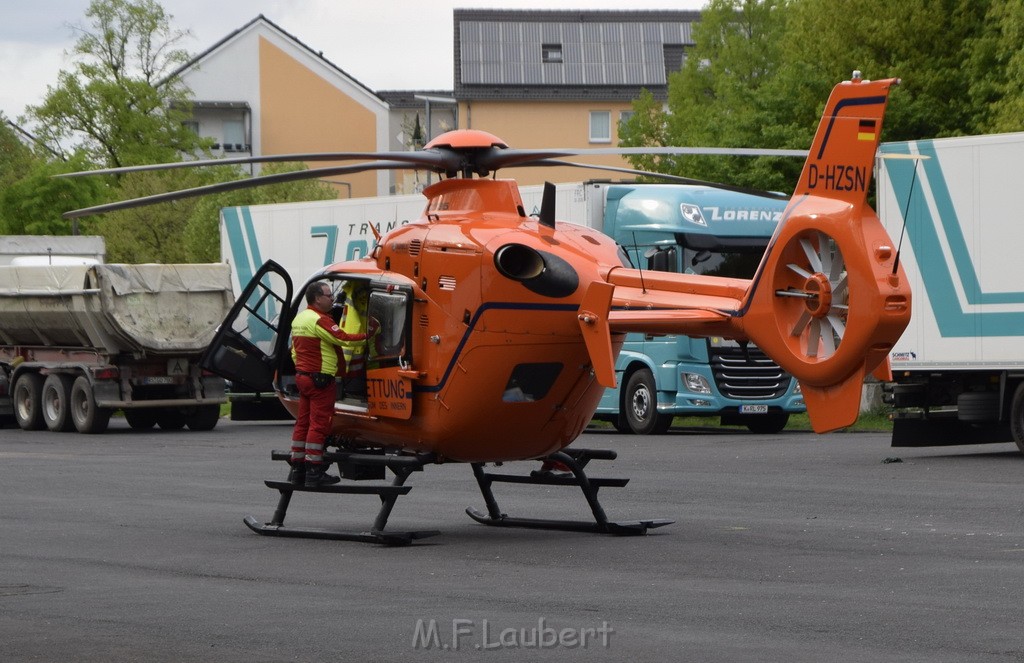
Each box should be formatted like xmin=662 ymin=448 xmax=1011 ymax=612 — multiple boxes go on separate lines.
xmin=516 ymin=159 xmax=791 ymax=201
xmin=476 ymin=146 xmax=808 ymax=172
xmin=559 ymin=146 xmax=809 ymax=158
xmin=62 ymin=160 xmax=416 ymax=219
xmin=56 ymin=150 xmax=457 ymax=178
xmin=56 ymin=142 xmax=807 ymax=181
xmin=474 ymin=149 xmax=579 ymax=172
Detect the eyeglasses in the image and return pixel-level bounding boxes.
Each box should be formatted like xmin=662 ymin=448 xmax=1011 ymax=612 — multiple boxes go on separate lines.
xmin=318 ymin=292 xmax=332 ymax=299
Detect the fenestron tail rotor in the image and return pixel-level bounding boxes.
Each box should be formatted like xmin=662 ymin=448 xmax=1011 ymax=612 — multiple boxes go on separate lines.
xmin=775 ymin=231 xmax=848 ymax=361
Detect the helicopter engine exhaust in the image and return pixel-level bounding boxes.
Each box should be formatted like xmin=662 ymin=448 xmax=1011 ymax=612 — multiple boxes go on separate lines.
xmin=494 ymin=243 xmax=579 ymax=298
xmin=494 ymin=243 xmax=545 ymax=280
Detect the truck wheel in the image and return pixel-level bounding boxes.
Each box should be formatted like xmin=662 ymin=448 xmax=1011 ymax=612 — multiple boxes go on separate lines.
xmin=13 ymin=372 xmax=45 ymax=431
xmin=42 ymin=374 xmax=75 ymax=432
xmin=185 ymin=405 xmax=221 ymax=431
xmin=623 ymin=369 xmax=672 ymax=435
xmin=70 ymin=376 xmax=111 ymax=434
xmin=124 ymin=409 xmax=158 ymax=430
xmin=1010 ymin=383 xmax=1024 ymax=454
xmin=746 ymin=412 xmax=790 ymax=434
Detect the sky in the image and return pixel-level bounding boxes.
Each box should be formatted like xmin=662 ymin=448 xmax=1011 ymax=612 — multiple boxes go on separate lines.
xmin=0 ymin=0 xmax=707 ymax=122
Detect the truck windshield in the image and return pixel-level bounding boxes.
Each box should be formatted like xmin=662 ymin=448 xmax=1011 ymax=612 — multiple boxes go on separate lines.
xmin=635 ymin=240 xmax=767 ymax=279
xmin=682 ymin=247 xmax=764 ymax=279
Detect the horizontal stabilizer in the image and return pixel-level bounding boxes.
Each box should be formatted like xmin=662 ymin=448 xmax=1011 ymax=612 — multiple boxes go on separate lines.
xmin=608 ymin=308 xmax=730 ymax=334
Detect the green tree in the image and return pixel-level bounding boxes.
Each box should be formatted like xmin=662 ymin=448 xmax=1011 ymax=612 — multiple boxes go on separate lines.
xmin=0 ymin=155 xmax=107 ymax=235
xmin=623 ymin=0 xmax=1005 ymax=193
xmin=181 ymin=163 xmax=338 ymax=263
xmin=95 ymin=162 xmax=337 ymax=263
xmin=24 ymin=0 xmax=203 ymax=167
xmin=780 ymin=0 xmax=994 ymax=141
xmin=617 ymin=90 xmax=670 ymax=173
xmin=0 ymin=117 xmax=37 ymax=187
xmin=1 ymin=118 xmax=38 ymax=232
xmin=977 ymin=0 xmax=1024 ymax=132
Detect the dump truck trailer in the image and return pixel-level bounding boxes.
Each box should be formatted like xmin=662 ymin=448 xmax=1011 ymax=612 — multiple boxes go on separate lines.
xmin=0 ymin=262 xmax=233 ymax=433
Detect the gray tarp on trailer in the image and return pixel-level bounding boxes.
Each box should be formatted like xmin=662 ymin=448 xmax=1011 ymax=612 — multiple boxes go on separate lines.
xmin=0 ymin=263 xmax=233 ymax=354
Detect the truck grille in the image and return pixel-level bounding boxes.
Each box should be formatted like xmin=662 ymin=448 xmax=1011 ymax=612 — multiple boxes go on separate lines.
xmin=709 ymin=345 xmax=792 ymax=400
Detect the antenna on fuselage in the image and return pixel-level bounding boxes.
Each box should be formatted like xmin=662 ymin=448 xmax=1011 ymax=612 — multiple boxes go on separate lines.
xmin=538 ymin=181 xmax=556 ymax=229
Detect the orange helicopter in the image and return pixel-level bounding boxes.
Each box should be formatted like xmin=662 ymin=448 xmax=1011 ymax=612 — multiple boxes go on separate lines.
xmin=65 ymin=74 xmax=910 ymax=545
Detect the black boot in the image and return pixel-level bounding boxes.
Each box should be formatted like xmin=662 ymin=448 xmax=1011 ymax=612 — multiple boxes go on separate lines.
xmin=286 ymin=461 xmax=306 ymax=485
xmin=304 ymin=462 xmax=340 ymax=488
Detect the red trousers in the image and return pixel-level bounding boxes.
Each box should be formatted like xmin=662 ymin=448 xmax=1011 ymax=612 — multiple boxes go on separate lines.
xmin=291 ymin=374 xmax=336 ymax=464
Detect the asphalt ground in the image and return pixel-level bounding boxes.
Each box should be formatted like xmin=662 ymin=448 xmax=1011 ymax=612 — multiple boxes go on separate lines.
xmin=2 ymin=418 xmax=1023 ymax=662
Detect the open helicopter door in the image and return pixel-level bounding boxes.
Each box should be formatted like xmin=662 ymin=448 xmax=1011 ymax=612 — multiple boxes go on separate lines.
xmin=363 ymin=282 xmax=415 ymax=420
xmin=200 ymin=260 xmax=293 ymax=393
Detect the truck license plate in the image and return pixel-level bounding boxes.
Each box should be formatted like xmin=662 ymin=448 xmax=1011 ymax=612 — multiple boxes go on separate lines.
xmin=740 ymin=404 xmax=768 ymax=414
xmin=141 ymin=376 xmax=176 ymax=385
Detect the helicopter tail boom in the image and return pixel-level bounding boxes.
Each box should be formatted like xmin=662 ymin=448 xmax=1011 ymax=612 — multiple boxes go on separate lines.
xmin=580 ymin=75 xmax=911 ymax=433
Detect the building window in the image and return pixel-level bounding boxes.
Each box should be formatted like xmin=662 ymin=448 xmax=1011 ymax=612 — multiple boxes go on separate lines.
xmin=223 ymin=119 xmax=245 ymax=152
xmin=589 ymin=111 xmax=611 ymax=144
xmin=181 ymin=120 xmax=199 ymax=136
xmin=619 ymin=111 xmax=635 ymax=128
xmin=542 ymin=44 xmax=563 ymax=63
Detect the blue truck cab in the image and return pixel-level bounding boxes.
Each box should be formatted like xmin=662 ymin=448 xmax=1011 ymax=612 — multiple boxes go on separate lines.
xmin=592 ymin=184 xmax=806 ymax=434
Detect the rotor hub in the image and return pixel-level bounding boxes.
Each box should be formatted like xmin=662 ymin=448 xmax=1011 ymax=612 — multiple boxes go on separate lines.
xmin=802 ymin=273 xmax=833 ymax=318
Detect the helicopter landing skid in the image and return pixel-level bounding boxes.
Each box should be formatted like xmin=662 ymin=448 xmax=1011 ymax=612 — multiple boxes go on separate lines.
xmin=467 ymin=449 xmax=673 ymax=536
xmin=244 ymin=450 xmax=440 ymax=546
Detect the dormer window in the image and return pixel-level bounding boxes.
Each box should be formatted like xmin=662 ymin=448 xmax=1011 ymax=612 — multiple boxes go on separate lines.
xmin=542 ymin=44 xmax=563 ymax=63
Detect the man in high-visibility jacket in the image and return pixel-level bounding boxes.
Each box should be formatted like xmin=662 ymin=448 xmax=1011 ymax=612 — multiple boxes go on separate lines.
xmin=289 ymin=281 xmax=368 ymax=487
xmin=339 ymin=280 xmax=370 ymax=377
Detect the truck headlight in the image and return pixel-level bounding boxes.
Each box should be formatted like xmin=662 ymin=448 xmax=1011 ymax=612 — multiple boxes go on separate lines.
xmin=681 ymin=373 xmax=712 ymax=394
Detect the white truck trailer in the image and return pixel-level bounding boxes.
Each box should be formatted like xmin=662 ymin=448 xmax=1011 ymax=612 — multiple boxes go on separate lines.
xmin=0 ymin=262 xmax=233 ymax=433
xmin=878 ymin=132 xmax=1024 ymax=451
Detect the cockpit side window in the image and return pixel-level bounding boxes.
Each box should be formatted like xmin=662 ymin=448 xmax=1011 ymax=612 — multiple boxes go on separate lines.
xmin=366 ymin=289 xmax=411 ymax=368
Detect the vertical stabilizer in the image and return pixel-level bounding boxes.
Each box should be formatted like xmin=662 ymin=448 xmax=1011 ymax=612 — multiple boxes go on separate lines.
xmin=791 ymin=72 xmax=895 ymax=206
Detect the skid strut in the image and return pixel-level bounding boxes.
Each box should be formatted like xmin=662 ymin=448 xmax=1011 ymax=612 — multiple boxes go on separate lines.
xmin=244 ymin=449 xmax=440 ymax=546
xmin=466 ymin=449 xmax=673 ymax=535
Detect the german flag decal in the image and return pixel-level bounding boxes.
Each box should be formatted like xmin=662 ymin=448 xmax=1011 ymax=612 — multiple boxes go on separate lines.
xmin=858 ymin=119 xmax=877 ymax=141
